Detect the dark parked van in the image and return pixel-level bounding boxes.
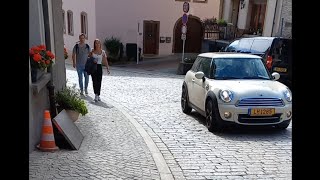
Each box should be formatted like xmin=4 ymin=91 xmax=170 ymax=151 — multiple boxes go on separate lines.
xmin=224 ymin=37 xmax=292 ymax=89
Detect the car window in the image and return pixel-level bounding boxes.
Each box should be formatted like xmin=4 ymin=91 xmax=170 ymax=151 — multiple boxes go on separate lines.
xmin=212 ymin=58 xmax=270 ymax=80
xmin=198 ymin=57 xmax=212 ymax=78
xmin=250 ymin=39 xmax=272 ymax=53
xmin=225 ymin=40 xmax=239 ymax=52
xmin=238 ymin=39 xmax=254 ymax=52
xmin=191 ymin=57 xmax=202 ymax=72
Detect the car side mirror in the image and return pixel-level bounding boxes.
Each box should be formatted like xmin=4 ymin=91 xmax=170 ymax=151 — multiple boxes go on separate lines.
xmin=195 ymin=72 xmax=205 ymax=79
xmin=272 ymin=72 xmax=280 ymax=81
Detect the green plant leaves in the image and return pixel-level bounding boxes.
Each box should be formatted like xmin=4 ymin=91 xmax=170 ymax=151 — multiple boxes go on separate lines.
xmin=104 ymin=36 xmax=121 ymax=58
xmin=55 ymin=85 xmax=88 ymax=116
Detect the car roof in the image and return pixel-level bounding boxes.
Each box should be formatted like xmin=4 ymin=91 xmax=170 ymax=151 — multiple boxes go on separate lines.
xmin=238 ymin=36 xmax=291 ymax=41
xmin=199 ymin=52 xmax=262 ymax=59
xmin=240 ymin=37 xmax=276 ymax=41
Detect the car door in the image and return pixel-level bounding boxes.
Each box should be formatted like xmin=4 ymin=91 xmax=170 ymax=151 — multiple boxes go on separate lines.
xmin=187 ymin=57 xmax=202 ymax=106
xmin=193 ymin=57 xmax=212 ymax=111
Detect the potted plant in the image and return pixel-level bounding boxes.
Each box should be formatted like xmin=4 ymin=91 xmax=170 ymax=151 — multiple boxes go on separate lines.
xmin=29 ymin=44 xmax=55 ymax=83
xmin=55 ymin=84 xmax=88 ymax=121
xmin=64 ymin=46 xmax=69 ymax=60
xmin=217 ymin=19 xmax=227 ymax=27
xmin=104 ymin=36 xmax=122 ymax=63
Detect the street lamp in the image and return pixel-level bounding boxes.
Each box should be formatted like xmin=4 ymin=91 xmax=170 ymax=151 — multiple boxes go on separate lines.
xmin=240 ymin=0 xmax=246 ymax=9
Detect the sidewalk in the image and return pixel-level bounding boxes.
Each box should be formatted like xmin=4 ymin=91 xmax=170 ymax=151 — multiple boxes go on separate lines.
xmin=29 ymin=94 xmax=171 ymax=179
xmin=65 ymin=54 xmax=182 ymax=74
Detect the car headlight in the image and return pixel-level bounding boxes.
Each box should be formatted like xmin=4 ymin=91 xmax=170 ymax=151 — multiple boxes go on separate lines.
xmin=283 ymin=88 xmax=292 ymax=102
xmin=219 ymin=90 xmax=233 ymax=103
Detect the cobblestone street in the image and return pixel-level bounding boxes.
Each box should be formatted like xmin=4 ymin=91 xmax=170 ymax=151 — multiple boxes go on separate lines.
xmin=29 ymin=63 xmax=292 ymax=179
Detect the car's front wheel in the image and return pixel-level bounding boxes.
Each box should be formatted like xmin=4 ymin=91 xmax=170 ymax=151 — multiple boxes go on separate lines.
xmin=206 ymin=99 xmax=223 ymax=132
xmin=181 ymin=85 xmax=192 ymax=114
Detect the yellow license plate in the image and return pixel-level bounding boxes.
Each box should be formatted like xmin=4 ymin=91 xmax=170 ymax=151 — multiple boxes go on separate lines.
xmin=249 ymin=108 xmax=275 ymax=116
xmin=273 ymin=67 xmax=287 ymax=73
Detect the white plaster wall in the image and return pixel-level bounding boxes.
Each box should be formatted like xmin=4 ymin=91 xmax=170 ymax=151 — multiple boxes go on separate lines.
xmin=62 ymin=0 xmax=96 ymax=53
xmin=237 ymin=0 xmax=249 ymax=29
xmin=222 ymin=0 xmax=232 ymax=22
xmin=263 ymin=0 xmax=277 ymax=36
xmin=272 ymin=0 xmax=282 ymax=36
xmin=95 ymin=0 xmax=220 ymax=55
xmin=29 ymin=0 xmax=46 ymax=47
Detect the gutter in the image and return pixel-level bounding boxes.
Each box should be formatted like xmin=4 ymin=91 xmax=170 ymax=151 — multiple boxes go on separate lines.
xmin=42 ymin=0 xmax=57 ymax=118
xmin=271 ymin=0 xmax=278 ymax=36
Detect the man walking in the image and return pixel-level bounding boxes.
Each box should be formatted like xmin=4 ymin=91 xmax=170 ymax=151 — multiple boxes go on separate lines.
xmin=72 ymin=33 xmax=91 ymax=96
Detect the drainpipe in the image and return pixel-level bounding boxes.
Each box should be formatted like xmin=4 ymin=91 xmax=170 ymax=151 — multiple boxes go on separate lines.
xmin=271 ymin=0 xmax=278 ymax=36
xmin=42 ymin=0 xmax=57 ymax=118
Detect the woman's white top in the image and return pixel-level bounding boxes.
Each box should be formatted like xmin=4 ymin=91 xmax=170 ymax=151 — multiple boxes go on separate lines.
xmin=92 ymin=50 xmax=106 ymax=64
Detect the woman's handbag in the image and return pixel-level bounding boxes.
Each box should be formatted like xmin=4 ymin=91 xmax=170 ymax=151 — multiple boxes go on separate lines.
xmin=85 ymin=56 xmax=97 ymax=75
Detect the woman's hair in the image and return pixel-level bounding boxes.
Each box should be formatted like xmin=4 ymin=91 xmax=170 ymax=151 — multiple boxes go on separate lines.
xmin=93 ymin=39 xmax=101 ymax=50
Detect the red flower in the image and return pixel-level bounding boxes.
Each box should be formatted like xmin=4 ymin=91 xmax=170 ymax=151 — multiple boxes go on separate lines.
xmin=38 ymin=45 xmax=46 ymax=51
xmin=33 ymin=54 xmax=42 ymax=62
xmin=29 ymin=44 xmax=55 ymax=70
xmin=64 ymin=46 xmax=69 ymax=59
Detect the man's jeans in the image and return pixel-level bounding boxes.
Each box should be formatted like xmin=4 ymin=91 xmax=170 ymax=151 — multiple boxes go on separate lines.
xmin=76 ymin=66 xmax=89 ymax=92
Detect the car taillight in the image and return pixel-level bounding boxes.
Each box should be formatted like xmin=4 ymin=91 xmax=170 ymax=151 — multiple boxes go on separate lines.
xmin=266 ymin=55 xmax=273 ymax=70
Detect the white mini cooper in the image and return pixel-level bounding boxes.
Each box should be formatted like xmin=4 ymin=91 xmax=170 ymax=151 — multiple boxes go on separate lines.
xmin=181 ymin=52 xmax=292 ymax=132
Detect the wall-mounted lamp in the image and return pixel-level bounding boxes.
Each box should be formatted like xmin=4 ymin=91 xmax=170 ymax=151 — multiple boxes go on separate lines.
xmin=240 ymin=0 xmax=246 ymax=9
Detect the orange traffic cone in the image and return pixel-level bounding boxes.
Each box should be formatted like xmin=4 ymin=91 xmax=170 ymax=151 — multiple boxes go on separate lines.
xmin=37 ymin=110 xmax=59 ymax=152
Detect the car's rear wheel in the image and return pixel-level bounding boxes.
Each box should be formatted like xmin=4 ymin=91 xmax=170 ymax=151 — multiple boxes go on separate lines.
xmin=181 ymin=85 xmax=192 ymax=114
xmin=275 ymin=120 xmax=291 ymax=130
xmin=205 ymin=100 xmax=223 ymax=132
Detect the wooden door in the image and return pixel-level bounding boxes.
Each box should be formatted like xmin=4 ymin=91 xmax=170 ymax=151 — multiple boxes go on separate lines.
xmin=250 ymin=3 xmax=267 ymax=32
xmin=143 ymin=21 xmax=160 ymax=55
xmin=174 ymin=17 xmax=203 ymax=53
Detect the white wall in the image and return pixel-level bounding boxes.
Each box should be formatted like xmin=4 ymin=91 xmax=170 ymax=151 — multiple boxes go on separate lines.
xmin=263 ymin=0 xmax=277 ymax=36
xmin=95 ymin=0 xmax=220 ymax=56
xmin=29 ymin=0 xmax=46 ymax=47
xmin=62 ymin=0 xmax=96 ymax=54
xmin=237 ymin=0 xmax=249 ymax=29
xmin=272 ymin=0 xmax=282 ymax=36
xmin=222 ymin=0 xmax=232 ymax=22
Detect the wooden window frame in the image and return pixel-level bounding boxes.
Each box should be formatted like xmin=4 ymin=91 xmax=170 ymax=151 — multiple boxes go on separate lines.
xmin=62 ymin=10 xmax=66 ymax=34
xmin=67 ymin=10 xmax=74 ymax=36
xmin=80 ymin=12 xmax=88 ymax=39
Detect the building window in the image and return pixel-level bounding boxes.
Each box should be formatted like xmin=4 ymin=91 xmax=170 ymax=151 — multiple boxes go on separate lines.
xmin=80 ymin=12 xmax=88 ymax=39
xmin=67 ymin=10 xmax=74 ymax=36
xmin=62 ymin=10 xmax=66 ymax=34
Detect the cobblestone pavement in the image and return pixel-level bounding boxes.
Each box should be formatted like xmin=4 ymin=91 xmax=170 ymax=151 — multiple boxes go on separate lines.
xmin=30 ymin=62 xmax=292 ymax=179
xmin=65 ymin=63 xmax=291 ymax=180
xmin=29 ymin=92 xmax=160 ymax=179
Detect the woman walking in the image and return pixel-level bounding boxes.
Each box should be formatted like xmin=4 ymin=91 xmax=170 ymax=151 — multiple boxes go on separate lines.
xmin=90 ymin=39 xmax=110 ymax=102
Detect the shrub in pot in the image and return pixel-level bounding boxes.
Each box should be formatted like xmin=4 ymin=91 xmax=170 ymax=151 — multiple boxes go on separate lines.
xmin=55 ymin=85 xmax=88 ymax=121
xmin=104 ymin=36 xmax=122 ymax=63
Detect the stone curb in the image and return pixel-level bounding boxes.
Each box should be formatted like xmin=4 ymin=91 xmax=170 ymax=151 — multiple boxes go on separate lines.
xmin=106 ymin=98 xmax=174 ymax=180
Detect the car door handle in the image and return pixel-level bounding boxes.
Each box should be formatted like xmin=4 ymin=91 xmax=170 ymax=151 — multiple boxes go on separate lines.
xmin=192 ymin=79 xmax=195 ymax=82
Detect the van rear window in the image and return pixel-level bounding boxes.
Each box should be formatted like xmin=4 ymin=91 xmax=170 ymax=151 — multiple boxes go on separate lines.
xmin=250 ymin=39 xmax=272 ymax=53
xmin=272 ymin=39 xmax=292 ymax=63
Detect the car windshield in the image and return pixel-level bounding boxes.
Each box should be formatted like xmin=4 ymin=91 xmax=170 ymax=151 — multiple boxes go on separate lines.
xmin=212 ymin=58 xmax=271 ymax=80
